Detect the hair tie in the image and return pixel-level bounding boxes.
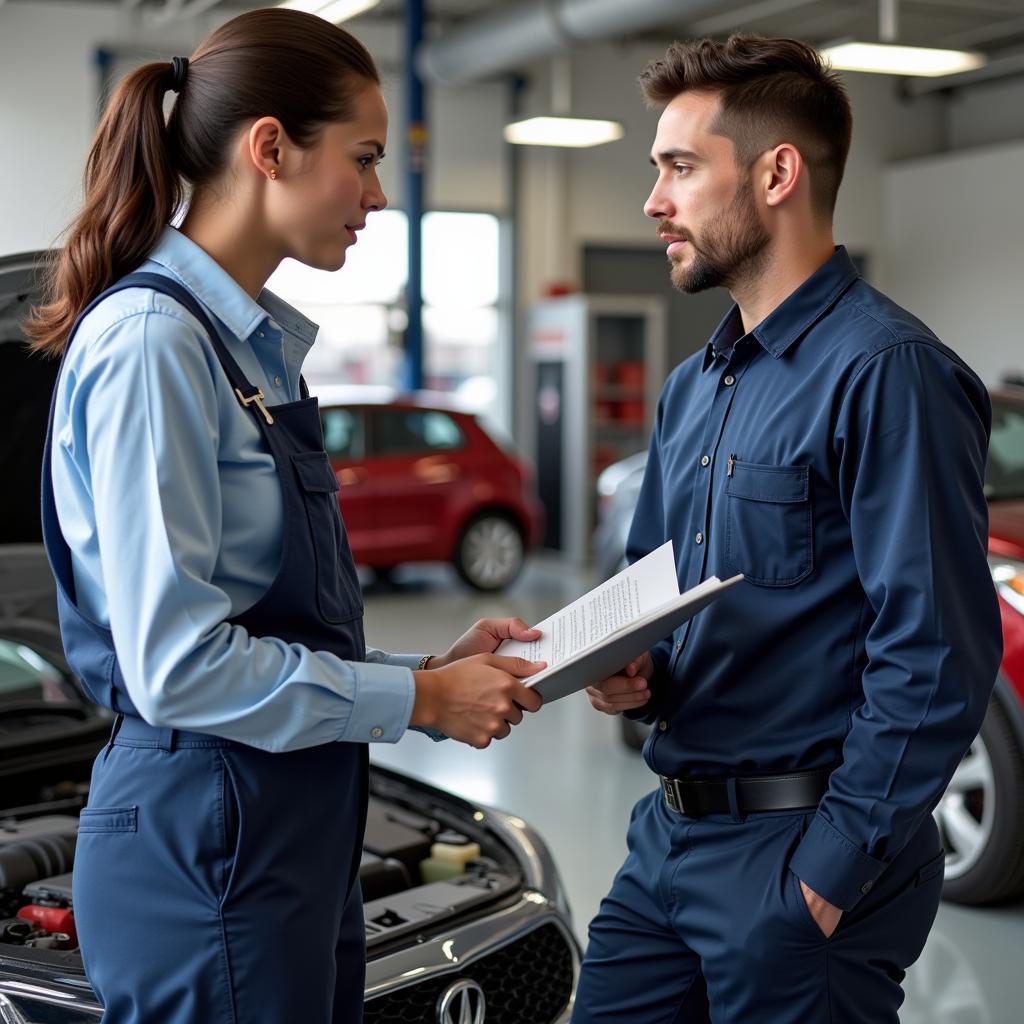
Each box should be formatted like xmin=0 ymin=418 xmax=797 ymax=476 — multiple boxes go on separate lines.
xmin=169 ymin=56 xmax=189 ymax=94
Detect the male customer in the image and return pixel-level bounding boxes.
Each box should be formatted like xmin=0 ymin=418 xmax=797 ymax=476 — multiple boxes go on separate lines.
xmin=576 ymin=35 xmax=1002 ymax=1024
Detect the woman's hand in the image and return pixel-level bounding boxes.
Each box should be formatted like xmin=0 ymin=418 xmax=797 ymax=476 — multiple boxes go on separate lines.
xmin=586 ymin=651 xmax=654 ymax=715
xmin=411 ymin=654 xmax=546 ymax=748
xmin=430 ymin=617 xmax=541 ymax=669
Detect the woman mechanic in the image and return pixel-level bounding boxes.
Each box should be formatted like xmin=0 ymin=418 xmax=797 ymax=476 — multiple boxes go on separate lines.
xmin=27 ymin=8 xmax=544 ymax=1022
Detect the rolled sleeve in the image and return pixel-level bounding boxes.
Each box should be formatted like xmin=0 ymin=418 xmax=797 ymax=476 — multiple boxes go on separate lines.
xmin=789 ymin=813 xmax=888 ymax=911
xmin=342 ymin=661 xmax=416 ymax=743
xmin=365 ymin=649 xmax=424 ymax=672
xmin=363 ymin=648 xmax=446 ymax=741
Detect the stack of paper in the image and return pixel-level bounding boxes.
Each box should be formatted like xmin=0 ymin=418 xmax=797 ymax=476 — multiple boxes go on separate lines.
xmin=496 ymin=542 xmax=743 ymax=703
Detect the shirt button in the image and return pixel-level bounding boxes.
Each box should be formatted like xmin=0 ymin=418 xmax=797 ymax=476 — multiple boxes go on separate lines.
xmin=257 ymin=331 xmax=265 ymax=338
xmin=723 ymin=374 xmax=735 ymax=387
xmin=860 ymin=880 xmax=874 ymax=895
xmin=700 ymin=455 xmax=710 ymax=467
xmin=658 ymin=721 xmax=668 ymax=732
xmin=371 ymin=727 xmax=383 ymax=739
xmin=676 ymin=641 xmax=683 ymax=651
xmin=695 ymin=532 xmax=704 ymax=545
xmin=273 ymin=375 xmax=283 ymax=387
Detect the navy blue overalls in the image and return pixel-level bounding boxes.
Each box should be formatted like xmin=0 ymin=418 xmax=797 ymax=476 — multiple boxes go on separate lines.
xmin=42 ymin=274 xmax=370 ymax=1024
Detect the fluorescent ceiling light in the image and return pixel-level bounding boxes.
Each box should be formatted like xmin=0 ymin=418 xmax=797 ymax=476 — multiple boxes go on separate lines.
xmin=503 ymin=117 xmax=624 ymax=148
xmin=821 ymin=41 xmax=985 ymax=77
xmin=278 ymin=0 xmax=379 ymax=23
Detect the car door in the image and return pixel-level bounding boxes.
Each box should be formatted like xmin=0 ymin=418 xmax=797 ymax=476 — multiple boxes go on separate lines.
xmin=364 ymin=407 xmax=466 ymax=563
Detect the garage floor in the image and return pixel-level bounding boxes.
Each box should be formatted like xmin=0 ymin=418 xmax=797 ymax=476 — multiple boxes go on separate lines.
xmin=367 ymin=557 xmax=1023 ymax=1023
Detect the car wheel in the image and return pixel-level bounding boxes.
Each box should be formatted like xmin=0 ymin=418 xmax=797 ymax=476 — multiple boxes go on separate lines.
xmin=936 ymin=694 xmax=1024 ymax=905
xmin=454 ymin=514 xmax=525 ymax=591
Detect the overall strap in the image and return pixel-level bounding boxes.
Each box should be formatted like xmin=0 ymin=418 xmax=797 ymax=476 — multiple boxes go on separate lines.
xmin=113 ymin=272 xmax=274 ymax=426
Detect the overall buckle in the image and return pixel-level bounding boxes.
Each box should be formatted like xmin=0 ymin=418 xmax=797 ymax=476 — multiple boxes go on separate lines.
xmin=234 ymin=386 xmax=274 ymax=425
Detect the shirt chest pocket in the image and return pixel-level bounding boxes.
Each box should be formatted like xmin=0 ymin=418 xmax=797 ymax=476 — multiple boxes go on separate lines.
xmin=292 ymin=451 xmax=363 ymax=624
xmin=724 ymin=460 xmax=813 ymax=587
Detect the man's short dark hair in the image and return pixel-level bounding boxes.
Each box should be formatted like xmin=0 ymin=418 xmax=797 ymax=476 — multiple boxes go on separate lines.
xmin=639 ymin=35 xmax=853 ymax=220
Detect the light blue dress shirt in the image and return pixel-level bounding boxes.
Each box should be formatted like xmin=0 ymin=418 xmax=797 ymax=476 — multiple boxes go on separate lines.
xmin=50 ymin=226 xmax=425 ymax=752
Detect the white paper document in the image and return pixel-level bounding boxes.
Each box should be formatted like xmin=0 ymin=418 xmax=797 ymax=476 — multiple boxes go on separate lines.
xmin=496 ymin=542 xmax=744 ymax=703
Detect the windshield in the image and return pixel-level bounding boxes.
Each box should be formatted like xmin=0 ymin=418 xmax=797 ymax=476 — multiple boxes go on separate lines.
xmin=987 ymin=396 xmax=1024 ymax=502
xmin=0 ymin=639 xmax=78 ymax=706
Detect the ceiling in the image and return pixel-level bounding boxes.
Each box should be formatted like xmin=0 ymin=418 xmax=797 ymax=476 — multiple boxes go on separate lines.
xmin=16 ymin=1 xmax=1024 ymax=57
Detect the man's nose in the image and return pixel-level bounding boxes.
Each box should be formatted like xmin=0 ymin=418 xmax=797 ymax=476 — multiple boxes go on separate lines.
xmin=644 ymin=182 xmax=673 ymax=221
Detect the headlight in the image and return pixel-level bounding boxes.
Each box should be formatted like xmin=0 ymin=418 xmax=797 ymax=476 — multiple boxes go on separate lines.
xmin=989 ymin=556 xmax=1024 ymax=616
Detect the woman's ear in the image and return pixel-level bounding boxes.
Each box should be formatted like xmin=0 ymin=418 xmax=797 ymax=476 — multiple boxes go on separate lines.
xmin=248 ymin=117 xmax=287 ymax=181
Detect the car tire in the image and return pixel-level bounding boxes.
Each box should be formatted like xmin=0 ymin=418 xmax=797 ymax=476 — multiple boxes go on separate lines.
xmin=454 ymin=513 xmax=525 ymax=592
xmin=937 ymin=693 xmax=1024 ymax=906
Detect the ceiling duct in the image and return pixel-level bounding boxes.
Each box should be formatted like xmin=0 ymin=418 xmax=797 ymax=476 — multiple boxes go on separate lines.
xmin=416 ymin=0 xmax=723 ymax=85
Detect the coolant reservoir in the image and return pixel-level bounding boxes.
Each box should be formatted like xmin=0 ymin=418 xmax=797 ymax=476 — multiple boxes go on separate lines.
xmin=419 ymin=831 xmax=481 ymax=883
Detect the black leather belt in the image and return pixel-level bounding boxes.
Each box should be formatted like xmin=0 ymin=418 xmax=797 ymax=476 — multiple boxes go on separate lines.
xmin=659 ymin=767 xmax=833 ymax=817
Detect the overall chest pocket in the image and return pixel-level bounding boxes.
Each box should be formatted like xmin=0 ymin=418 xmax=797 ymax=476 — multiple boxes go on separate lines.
xmin=291 ymin=451 xmax=363 ymax=624
xmin=724 ymin=460 xmax=813 ymax=587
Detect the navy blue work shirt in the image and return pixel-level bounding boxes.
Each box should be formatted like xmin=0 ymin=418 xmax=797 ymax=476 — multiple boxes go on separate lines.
xmin=627 ymin=246 xmax=1003 ymax=912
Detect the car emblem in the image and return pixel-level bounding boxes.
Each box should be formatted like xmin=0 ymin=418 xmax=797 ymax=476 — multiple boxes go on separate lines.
xmin=436 ymin=978 xmax=486 ymax=1024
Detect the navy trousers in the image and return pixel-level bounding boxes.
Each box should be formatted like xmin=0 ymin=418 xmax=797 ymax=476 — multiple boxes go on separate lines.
xmin=572 ymin=790 xmax=945 ymax=1024
xmin=73 ymin=723 xmax=367 ymax=1024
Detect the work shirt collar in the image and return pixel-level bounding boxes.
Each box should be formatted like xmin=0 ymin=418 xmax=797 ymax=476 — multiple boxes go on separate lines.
xmin=702 ymin=246 xmax=860 ymax=372
xmin=147 ymin=226 xmax=319 ymax=348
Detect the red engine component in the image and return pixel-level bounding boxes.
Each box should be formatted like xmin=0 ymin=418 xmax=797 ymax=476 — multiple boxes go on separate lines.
xmin=17 ymin=904 xmax=77 ymax=946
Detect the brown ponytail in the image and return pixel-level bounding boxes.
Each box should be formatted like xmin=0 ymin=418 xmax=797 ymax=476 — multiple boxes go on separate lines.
xmin=25 ymin=8 xmax=379 ymax=357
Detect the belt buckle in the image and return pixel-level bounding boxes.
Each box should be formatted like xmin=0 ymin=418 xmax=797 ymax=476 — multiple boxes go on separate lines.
xmin=661 ymin=776 xmax=685 ymax=814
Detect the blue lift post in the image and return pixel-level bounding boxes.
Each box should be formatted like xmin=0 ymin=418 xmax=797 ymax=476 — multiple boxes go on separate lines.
xmin=403 ymin=0 xmax=426 ymax=392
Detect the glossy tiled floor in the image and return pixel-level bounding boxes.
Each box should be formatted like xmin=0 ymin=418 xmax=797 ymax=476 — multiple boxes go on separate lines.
xmin=365 ymin=557 xmax=1024 ymax=1023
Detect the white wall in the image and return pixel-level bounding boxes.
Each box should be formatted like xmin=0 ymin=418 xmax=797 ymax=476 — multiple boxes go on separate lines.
xmin=0 ymin=2 xmax=219 ymax=254
xmin=0 ymin=2 xmax=509 ymax=255
xmin=883 ymin=140 xmax=1024 ymax=388
xmin=945 ymin=77 xmax=1024 ymax=152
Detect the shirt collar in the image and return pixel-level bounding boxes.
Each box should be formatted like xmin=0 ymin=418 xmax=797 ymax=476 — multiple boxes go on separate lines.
xmin=701 ymin=246 xmax=860 ymax=371
xmin=145 ymin=226 xmax=319 ymax=348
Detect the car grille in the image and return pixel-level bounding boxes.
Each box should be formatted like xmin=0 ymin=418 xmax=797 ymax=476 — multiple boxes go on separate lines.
xmin=364 ymin=922 xmax=574 ymax=1024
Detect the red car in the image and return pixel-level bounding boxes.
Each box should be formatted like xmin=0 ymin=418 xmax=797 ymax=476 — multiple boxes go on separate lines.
xmin=943 ymin=385 xmax=1024 ymax=904
xmin=314 ymin=386 xmax=543 ymax=591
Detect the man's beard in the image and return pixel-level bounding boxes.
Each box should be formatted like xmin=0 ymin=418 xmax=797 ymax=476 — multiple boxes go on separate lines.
xmin=665 ymin=177 xmax=770 ymax=294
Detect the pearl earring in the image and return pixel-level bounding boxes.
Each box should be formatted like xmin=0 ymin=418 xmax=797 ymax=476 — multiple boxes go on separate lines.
xmin=269 ymin=169 xmax=278 ymax=181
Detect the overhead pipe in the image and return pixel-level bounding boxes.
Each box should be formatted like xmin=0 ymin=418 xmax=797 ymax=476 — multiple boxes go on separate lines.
xmin=417 ymin=0 xmax=723 ymax=86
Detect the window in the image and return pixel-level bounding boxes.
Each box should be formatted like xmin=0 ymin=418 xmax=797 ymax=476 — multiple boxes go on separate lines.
xmin=265 ymin=211 xmax=503 ymax=423
xmin=0 ymin=639 xmax=75 ymax=705
xmin=321 ymin=408 xmax=363 ymax=460
xmin=370 ymin=410 xmax=465 ymax=458
xmin=987 ymin=398 xmax=1024 ymax=500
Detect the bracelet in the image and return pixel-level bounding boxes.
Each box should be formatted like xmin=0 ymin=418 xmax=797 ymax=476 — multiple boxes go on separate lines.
xmin=417 ymin=654 xmax=433 ymax=671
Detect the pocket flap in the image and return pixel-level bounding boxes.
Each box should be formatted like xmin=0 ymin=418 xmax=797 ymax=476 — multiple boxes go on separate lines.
xmin=78 ymin=806 xmax=138 ymax=833
xmin=292 ymin=452 xmax=341 ymax=494
xmin=726 ymin=461 xmax=809 ymax=503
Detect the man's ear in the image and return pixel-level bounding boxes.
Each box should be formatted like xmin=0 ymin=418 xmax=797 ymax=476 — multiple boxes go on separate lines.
xmin=248 ymin=117 xmax=287 ymax=181
xmin=763 ymin=143 xmax=804 ymax=210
